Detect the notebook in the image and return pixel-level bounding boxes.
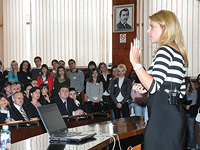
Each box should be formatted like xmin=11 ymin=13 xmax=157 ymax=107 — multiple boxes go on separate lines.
xmin=36 ymin=103 xmax=96 ymax=142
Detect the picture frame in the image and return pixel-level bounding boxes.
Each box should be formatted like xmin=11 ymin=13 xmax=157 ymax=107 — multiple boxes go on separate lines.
xmin=113 ymin=4 xmax=134 ymax=32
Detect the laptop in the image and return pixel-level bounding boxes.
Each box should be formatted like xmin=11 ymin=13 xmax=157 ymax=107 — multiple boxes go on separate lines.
xmin=37 ymin=103 xmax=96 ymax=142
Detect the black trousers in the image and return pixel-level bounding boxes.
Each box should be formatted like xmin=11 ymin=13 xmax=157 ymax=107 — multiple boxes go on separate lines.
xmin=112 ymin=102 xmax=130 ymax=119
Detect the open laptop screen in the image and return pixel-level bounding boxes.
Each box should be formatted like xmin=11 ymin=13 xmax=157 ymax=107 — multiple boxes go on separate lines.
xmin=37 ymin=103 xmax=67 ymax=136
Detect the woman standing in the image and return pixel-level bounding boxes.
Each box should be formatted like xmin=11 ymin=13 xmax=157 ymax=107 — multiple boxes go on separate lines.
xmin=85 ymin=68 xmax=103 ymax=113
xmin=130 ymin=10 xmax=188 ymax=150
xmin=8 ymin=60 xmax=19 ymax=84
xmin=98 ymin=62 xmax=112 ymax=108
xmin=37 ymin=64 xmax=53 ymax=97
xmin=110 ymin=64 xmax=132 ymax=119
xmin=54 ymin=66 xmax=70 ymax=96
xmin=17 ymin=60 xmax=32 ymax=85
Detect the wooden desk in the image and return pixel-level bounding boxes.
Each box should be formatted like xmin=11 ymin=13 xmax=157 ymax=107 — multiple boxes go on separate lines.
xmin=0 ymin=113 xmax=110 ymax=143
xmin=11 ymin=116 xmax=145 ymax=150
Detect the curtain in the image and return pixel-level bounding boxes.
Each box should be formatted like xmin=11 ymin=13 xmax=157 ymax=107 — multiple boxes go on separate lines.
xmin=3 ymin=0 xmax=112 ymax=68
xmin=30 ymin=0 xmax=112 ymax=67
xmin=137 ymin=0 xmax=200 ymax=77
xmin=3 ymin=0 xmax=28 ymax=69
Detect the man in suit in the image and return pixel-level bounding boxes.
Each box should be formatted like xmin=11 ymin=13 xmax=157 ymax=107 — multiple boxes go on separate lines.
xmin=116 ymin=8 xmax=132 ymax=30
xmin=51 ymin=85 xmax=84 ymax=116
xmin=11 ymin=92 xmax=30 ymax=121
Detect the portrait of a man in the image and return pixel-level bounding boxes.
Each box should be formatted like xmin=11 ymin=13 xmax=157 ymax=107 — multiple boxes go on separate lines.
xmin=113 ymin=4 xmax=134 ymax=32
xmin=116 ymin=8 xmax=132 ymax=30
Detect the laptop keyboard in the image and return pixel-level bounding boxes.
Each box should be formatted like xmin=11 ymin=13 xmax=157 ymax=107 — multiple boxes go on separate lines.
xmin=58 ymin=132 xmax=82 ymax=137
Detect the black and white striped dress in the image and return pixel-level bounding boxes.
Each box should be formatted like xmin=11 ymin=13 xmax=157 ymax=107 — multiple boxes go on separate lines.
xmin=144 ymin=45 xmax=186 ymax=150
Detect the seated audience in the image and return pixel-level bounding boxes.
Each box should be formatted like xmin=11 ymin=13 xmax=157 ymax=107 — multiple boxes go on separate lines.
xmin=37 ymin=64 xmax=53 ymax=97
xmin=31 ymin=79 xmax=38 ymax=87
xmin=1 ymin=81 xmax=12 ymax=98
xmin=85 ymin=68 xmax=103 ymax=113
xmin=8 ymin=60 xmax=19 ymax=84
xmin=50 ymin=59 xmax=59 ymax=79
xmin=11 ymin=92 xmax=30 ymax=121
xmin=110 ymin=64 xmax=132 ymax=119
xmin=68 ymin=59 xmax=84 ymax=103
xmin=69 ymin=87 xmax=87 ymax=113
xmin=51 ymin=85 xmax=84 ymax=116
xmin=31 ymin=56 xmax=42 ymax=80
xmin=25 ymin=87 xmax=42 ymax=118
xmin=54 ymin=66 xmax=70 ymax=97
xmin=23 ymin=83 xmax=33 ymax=106
xmin=17 ymin=60 xmax=32 ymax=85
xmin=0 ymin=93 xmax=14 ymax=124
xmin=39 ymin=84 xmax=51 ymax=104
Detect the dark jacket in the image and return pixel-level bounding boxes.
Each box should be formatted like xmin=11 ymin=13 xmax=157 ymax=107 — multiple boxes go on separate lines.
xmin=11 ymin=104 xmax=31 ymax=121
xmin=99 ymin=73 xmax=112 ymax=93
xmin=17 ymin=71 xmax=32 ymax=85
xmin=51 ymin=97 xmax=79 ymax=116
xmin=110 ymin=77 xmax=132 ymax=105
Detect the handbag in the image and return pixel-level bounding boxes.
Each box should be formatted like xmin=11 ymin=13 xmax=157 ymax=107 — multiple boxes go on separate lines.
xmin=195 ymin=108 xmax=200 ymax=122
xmin=131 ymin=89 xmax=148 ymax=107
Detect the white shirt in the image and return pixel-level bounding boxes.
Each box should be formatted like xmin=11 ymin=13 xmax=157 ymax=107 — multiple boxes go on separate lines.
xmin=13 ymin=103 xmax=27 ymax=117
xmin=116 ymin=77 xmax=125 ymax=102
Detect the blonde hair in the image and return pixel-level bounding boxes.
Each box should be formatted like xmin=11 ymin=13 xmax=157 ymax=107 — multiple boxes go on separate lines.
xmin=149 ymin=10 xmax=188 ymax=68
xmin=117 ymin=64 xmax=127 ymax=71
xmin=10 ymin=60 xmax=18 ymax=77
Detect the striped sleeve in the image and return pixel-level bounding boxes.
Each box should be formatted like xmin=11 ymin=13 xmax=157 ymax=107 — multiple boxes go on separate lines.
xmin=179 ymin=78 xmax=186 ymax=98
xmin=148 ymin=48 xmax=172 ymax=94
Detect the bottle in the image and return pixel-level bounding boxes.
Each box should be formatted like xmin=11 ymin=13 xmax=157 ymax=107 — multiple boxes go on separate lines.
xmin=0 ymin=125 xmax=11 ymax=150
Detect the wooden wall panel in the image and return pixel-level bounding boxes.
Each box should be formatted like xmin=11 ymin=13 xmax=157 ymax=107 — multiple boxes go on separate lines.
xmin=112 ymin=0 xmax=137 ymax=76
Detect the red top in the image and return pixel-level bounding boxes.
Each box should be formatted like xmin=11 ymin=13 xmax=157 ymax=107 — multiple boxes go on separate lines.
xmin=37 ymin=76 xmax=53 ymax=97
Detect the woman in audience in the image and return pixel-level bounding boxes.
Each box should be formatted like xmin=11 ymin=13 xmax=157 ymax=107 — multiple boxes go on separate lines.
xmin=196 ymin=74 xmax=200 ymax=150
xmin=1 ymin=81 xmax=12 ymax=98
xmin=98 ymin=62 xmax=112 ymax=108
xmin=69 ymin=87 xmax=87 ymax=113
xmin=0 ymin=61 xmax=8 ymax=92
xmin=110 ymin=64 xmax=132 ymax=119
xmin=129 ymin=69 xmax=147 ymax=116
xmin=184 ymin=77 xmax=197 ymax=150
xmin=23 ymin=83 xmax=33 ymax=106
xmin=39 ymin=83 xmax=51 ymax=104
xmin=17 ymin=60 xmax=32 ymax=85
xmin=37 ymin=64 xmax=53 ymax=97
xmin=54 ymin=66 xmax=70 ymax=96
xmin=25 ymin=87 xmax=42 ymax=118
xmin=85 ymin=68 xmax=103 ymax=113
xmin=84 ymin=61 xmax=97 ymax=101
xmin=108 ymin=65 xmax=118 ymax=94
xmin=0 ymin=93 xmax=14 ymax=124
xmin=8 ymin=60 xmax=19 ymax=84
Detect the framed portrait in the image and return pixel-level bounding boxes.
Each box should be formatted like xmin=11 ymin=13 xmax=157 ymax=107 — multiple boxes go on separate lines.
xmin=113 ymin=4 xmax=134 ymax=32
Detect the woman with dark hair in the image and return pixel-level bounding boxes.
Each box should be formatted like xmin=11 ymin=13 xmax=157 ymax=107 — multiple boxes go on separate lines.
xmin=0 ymin=61 xmax=8 ymax=92
xmin=17 ymin=60 xmax=32 ymax=85
xmin=23 ymin=83 xmax=33 ymax=106
xmin=196 ymin=74 xmax=200 ymax=149
xmin=84 ymin=61 xmax=97 ymax=101
xmin=85 ymin=68 xmax=103 ymax=113
xmin=1 ymin=81 xmax=12 ymax=98
xmin=0 ymin=93 xmax=14 ymax=123
xmin=183 ymin=77 xmax=197 ymax=150
xmin=39 ymin=83 xmax=51 ymax=105
xmin=25 ymin=87 xmax=42 ymax=118
xmin=54 ymin=66 xmax=70 ymax=96
xmin=37 ymin=64 xmax=53 ymax=97
xmin=98 ymin=62 xmax=112 ymax=108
